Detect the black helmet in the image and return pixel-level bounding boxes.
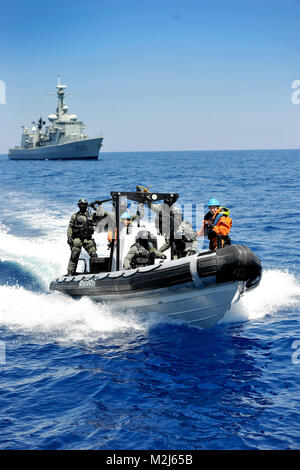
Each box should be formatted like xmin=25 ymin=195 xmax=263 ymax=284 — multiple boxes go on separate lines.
xmin=78 ymin=198 xmax=88 ymax=205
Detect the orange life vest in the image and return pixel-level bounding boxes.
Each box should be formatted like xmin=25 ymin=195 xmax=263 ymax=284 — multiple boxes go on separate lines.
xmin=209 ymin=207 xmax=232 ymax=250
xmin=108 ymin=228 xmax=117 ymax=243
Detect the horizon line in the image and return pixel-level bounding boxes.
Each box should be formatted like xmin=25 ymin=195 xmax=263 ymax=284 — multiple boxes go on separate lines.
xmin=1 ymin=147 xmax=300 ymax=156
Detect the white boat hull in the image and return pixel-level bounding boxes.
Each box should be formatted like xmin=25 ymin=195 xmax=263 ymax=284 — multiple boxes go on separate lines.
xmin=51 ymin=243 xmax=260 ymax=329
xmin=90 ymin=280 xmax=241 ymax=328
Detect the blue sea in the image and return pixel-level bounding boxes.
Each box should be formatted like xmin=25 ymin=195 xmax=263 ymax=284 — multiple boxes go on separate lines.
xmin=0 ymin=149 xmax=299 ymax=450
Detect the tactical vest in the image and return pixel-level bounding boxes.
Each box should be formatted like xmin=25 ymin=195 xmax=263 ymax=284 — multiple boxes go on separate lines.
xmin=178 ymin=222 xmax=196 ymax=242
xmin=72 ymin=212 xmax=95 ymax=239
xmin=130 ymin=243 xmax=153 ymax=269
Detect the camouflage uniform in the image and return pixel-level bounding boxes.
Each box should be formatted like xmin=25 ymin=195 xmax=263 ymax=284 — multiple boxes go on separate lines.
xmin=159 ymin=221 xmax=198 ymax=259
xmin=147 ymin=202 xmax=182 ymax=237
xmin=67 ymin=208 xmax=103 ymax=275
xmin=123 ymin=242 xmax=166 ymax=270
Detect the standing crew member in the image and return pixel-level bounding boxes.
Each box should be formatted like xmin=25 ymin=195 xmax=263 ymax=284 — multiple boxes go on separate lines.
xmin=123 ymin=230 xmax=166 ymax=270
xmin=146 ymin=202 xmax=197 ymax=257
xmin=197 ymin=198 xmax=232 ymax=251
xmin=159 ymin=216 xmax=198 ymax=258
xmin=67 ymin=198 xmax=102 ymax=275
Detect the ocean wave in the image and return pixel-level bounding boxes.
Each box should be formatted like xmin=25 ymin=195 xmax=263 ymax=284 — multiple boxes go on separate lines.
xmin=0 ymin=260 xmax=42 ymax=291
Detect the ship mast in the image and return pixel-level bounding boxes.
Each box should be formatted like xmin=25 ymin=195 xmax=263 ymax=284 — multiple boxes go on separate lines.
xmin=56 ymin=73 xmax=67 ymax=118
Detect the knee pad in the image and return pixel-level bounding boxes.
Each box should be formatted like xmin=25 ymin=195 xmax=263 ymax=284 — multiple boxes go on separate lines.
xmin=71 ymin=248 xmax=81 ymax=261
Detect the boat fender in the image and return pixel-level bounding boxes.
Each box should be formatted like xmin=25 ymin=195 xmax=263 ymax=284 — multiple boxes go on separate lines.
xmin=215 ymin=245 xmax=262 ymax=286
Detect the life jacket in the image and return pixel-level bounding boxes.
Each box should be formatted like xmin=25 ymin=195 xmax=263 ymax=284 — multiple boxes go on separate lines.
xmin=108 ymin=228 xmax=117 ymax=243
xmin=72 ymin=211 xmax=95 ymax=239
xmin=107 ymin=223 xmax=133 ymax=243
xmin=211 ymin=207 xmax=231 ymax=229
xmin=209 ymin=207 xmax=232 ymax=250
xmin=130 ymin=243 xmax=153 ymax=269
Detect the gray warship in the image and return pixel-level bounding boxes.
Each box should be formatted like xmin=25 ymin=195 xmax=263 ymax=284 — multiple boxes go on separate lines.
xmin=8 ymin=75 xmax=103 ymax=160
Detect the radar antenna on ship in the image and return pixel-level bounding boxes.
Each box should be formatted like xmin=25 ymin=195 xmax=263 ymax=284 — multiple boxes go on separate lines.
xmin=47 ymin=74 xmax=74 ymax=118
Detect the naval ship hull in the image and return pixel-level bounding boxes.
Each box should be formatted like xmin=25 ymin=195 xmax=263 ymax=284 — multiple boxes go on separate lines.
xmin=8 ymin=136 xmax=103 ymax=160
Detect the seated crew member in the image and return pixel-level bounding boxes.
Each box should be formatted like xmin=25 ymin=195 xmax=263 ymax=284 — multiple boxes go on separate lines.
xmin=197 ymin=198 xmax=232 ymax=251
xmin=123 ymin=230 xmax=167 ymax=270
xmin=67 ymin=198 xmax=103 ymax=275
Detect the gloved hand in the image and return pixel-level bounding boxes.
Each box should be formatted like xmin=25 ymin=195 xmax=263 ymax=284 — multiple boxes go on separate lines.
xmin=186 ymin=250 xmax=196 ymax=256
xmin=67 ymin=237 xmax=73 ymax=247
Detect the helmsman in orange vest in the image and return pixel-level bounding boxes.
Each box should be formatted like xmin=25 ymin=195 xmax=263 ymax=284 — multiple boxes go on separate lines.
xmin=197 ymin=198 xmax=232 ymax=251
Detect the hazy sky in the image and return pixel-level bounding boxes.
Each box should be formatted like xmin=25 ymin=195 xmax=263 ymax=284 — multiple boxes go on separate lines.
xmin=1 ymin=0 xmax=300 ymax=152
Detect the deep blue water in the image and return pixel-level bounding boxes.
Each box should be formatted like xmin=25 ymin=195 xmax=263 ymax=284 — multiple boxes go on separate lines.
xmin=0 ymin=149 xmax=299 ymax=450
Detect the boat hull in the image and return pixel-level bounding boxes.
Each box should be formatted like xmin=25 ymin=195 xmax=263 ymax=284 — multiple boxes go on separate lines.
xmin=89 ymin=280 xmax=241 ymax=329
xmin=49 ymin=245 xmax=262 ymax=329
xmin=8 ymin=136 xmax=103 ymax=160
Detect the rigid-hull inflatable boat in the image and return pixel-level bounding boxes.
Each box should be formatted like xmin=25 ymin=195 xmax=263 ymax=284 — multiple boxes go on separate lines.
xmin=50 ymin=193 xmax=262 ymax=328
xmin=50 ymin=245 xmax=261 ymax=328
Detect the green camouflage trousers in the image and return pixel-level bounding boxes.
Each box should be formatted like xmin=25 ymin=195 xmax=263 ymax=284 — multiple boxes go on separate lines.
xmin=67 ymin=238 xmax=97 ymax=275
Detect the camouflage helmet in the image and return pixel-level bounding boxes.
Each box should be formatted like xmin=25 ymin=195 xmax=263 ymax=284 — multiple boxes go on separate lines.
xmin=78 ymin=198 xmax=88 ymax=205
xmin=136 ymin=230 xmax=151 ymax=243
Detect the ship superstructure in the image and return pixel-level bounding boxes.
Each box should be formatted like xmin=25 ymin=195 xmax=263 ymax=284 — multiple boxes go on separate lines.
xmin=9 ymin=75 xmax=103 ymax=160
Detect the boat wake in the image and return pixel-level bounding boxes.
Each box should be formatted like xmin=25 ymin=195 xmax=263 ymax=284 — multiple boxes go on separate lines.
xmin=0 ymin=285 xmax=144 ymax=345
xmin=223 ymin=268 xmax=300 ymax=324
xmin=0 ymin=269 xmax=299 ymax=345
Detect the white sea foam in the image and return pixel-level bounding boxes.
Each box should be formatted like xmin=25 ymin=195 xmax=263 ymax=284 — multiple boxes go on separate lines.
xmin=0 ymin=285 xmax=143 ymax=344
xmin=223 ymin=269 xmax=300 ymax=324
xmin=0 ymin=225 xmax=67 ymax=287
